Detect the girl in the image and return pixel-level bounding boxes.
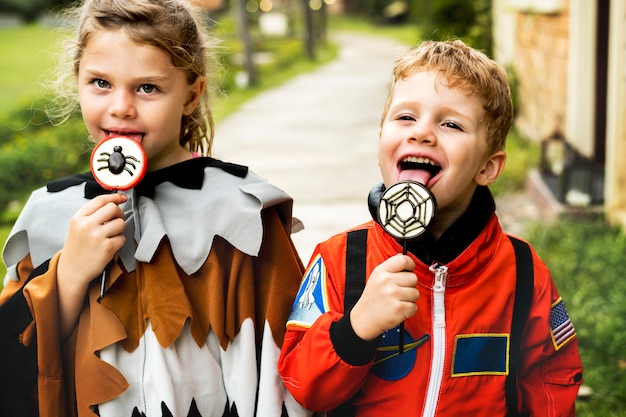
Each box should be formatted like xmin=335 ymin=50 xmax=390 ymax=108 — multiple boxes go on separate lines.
xmin=0 ymin=0 xmax=309 ymax=416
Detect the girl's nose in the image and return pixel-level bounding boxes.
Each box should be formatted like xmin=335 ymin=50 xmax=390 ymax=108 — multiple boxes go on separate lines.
xmin=109 ymin=90 xmax=137 ymax=119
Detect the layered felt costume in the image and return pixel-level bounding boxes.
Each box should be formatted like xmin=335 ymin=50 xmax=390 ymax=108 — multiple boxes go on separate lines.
xmin=1 ymin=157 xmax=311 ymax=417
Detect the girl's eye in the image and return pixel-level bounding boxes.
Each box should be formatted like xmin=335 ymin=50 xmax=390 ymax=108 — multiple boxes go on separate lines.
xmin=398 ymin=114 xmax=415 ymax=121
xmin=93 ymin=79 xmax=110 ymax=89
xmin=139 ymin=84 xmax=158 ymax=94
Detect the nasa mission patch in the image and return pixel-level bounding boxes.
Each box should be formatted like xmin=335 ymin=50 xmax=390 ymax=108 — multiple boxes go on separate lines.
xmin=287 ymin=254 xmax=329 ymax=328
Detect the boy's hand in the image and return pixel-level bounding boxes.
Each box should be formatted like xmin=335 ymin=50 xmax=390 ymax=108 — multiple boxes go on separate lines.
xmin=349 ymin=254 xmax=418 ymax=341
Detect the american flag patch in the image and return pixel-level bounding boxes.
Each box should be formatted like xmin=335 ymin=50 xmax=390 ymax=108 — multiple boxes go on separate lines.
xmin=550 ymin=298 xmax=576 ymax=350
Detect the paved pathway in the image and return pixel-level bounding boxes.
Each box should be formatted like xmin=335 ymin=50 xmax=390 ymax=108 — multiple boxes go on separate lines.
xmin=214 ymin=33 xmax=403 ymax=260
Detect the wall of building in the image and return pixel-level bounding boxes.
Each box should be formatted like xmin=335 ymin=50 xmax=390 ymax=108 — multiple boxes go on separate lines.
xmin=512 ymin=3 xmax=570 ymax=142
xmin=605 ymin=0 xmax=626 ymax=228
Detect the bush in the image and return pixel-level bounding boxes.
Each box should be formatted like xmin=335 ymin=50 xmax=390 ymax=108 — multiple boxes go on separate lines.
xmin=527 ymin=216 xmax=626 ymax=416
xmin=0 ymin=103 xmax=90 ymax=212
xmin=410 ymin=0 xmax=493 ymax=55
xmin=491 ymin=130 xmax=540 ymax=197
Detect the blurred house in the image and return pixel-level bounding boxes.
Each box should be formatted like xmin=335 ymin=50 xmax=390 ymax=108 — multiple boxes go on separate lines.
xmin=493 ymin=0 xmax=626 ymax=230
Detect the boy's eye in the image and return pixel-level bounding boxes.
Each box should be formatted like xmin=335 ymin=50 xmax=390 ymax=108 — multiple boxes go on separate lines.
xmin=442 ymin=121 xmax=462 ymax=130
xmin=139 ymin=84 xmax=158 ymax=94
xmin=398 ymin=114 xmax=415 ymax=121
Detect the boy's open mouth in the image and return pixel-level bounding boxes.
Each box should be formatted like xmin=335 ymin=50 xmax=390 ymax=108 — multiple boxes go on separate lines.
xmin=398 ymin=156 xmax=441 ymax=186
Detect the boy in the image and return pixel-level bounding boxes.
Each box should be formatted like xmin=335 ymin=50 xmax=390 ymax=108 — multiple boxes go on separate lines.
xmin=278 ymin=40 xmax=583 ymax=416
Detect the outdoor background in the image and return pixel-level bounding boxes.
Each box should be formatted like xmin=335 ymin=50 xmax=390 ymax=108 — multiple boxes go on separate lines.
xmin=0 ymin=0 xmax=624 ymax=415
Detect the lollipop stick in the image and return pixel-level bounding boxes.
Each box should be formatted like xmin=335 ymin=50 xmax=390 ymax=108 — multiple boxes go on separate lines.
xmin=99 ymin=269 xmax=107 ymax=299
xmin=99 ymin=190 xmax=119 ymax=299
xmin=399 ymin=239 xmax=408 ymax=353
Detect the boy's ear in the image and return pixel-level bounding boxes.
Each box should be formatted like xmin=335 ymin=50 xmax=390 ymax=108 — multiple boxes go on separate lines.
xmin=183 ymin=76 xmax=206 ymax=116
xmin=475 ymin=150 xmax=506 ymax=186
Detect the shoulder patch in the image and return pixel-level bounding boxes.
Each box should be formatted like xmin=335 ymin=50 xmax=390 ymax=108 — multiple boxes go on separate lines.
xmin=550 ymin=297 xmax=576 ymax=350
xmin=286 ymin=255 xmax=329 ymax=328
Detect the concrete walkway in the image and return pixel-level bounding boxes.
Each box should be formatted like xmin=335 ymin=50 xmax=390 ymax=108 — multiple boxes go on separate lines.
xmin=214 ymin=33 xmax=404 ymax=260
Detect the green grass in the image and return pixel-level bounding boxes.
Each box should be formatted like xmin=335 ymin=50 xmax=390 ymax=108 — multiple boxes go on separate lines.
xmin=0 ymin=25 xmax=69 ymax=113
xmin=492 ymin=129 xmax=541 ymax=196
xmin=528 ymin=217 xmax=626 ymax=416
xmin=328 ymin=14 xmax=422 ymax=45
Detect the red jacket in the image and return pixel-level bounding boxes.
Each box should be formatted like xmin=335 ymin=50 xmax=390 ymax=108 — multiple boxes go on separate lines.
xmin=278 ymin=215 xmax=583 ymax=416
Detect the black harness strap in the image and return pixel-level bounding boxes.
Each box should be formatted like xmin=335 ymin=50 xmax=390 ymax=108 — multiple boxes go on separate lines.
xmin=331 ymin=229 xmax=368 ymax=417
xmin=506 ymin=236 xmax=534 ymax=417
xmin=344 ymin=229 xmax=368 ymax=314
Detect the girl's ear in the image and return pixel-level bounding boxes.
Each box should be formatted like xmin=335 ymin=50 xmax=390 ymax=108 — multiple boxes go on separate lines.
xmin=183 ymin=76 xmax=206 ymax=116
xmin=475 ymin=150 xmax=507 ymax=186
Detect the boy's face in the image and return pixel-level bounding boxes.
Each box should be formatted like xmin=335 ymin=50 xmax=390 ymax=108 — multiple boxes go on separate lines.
xmin=378 ymin=70 xmax=505 ymax=228
xmin=77 ymin=30 xmax=205 ymax=171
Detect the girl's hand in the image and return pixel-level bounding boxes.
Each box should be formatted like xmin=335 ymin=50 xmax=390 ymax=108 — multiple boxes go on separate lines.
xmin=349 ymin=254 xmax=419 ymax=341
xmin=57 ymin=193 xmax=127 ymax=338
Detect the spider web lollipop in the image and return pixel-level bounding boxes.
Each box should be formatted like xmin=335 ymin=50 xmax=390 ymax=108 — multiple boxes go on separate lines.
xmin=90 ymin=136 xmax=147 ymax=191
xmin=377 ymin=180 xmax=437 ymax=246
xmin=376 ymin=180 xmax=436 ymax=353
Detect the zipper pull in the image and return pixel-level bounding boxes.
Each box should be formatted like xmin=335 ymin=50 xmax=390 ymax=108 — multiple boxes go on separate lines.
xmin=430 ymin=263 xmax=448 ymax=292
xmin=429 ymin=263 xmax=448 ymax=327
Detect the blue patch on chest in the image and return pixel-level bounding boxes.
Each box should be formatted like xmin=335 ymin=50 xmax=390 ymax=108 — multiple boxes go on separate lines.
xmin=452 ymin=334 xmax=509 ymax=377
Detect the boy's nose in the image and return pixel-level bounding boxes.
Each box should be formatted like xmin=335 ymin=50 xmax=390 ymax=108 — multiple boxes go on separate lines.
xmin=408 ymin=119 xmax=436 ymax=145
xmin=109 ymin=90 xmax=137 ymax=119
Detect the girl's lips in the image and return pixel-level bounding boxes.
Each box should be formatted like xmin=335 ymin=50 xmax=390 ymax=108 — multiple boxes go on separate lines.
xmin=104 ymin=130 xmax=144 ymax=143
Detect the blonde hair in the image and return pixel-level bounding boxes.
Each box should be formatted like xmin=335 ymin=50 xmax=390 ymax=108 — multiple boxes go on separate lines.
xmin=381 ymin=39 xmax=513 ymax=153
xmin=52 ymin=0 xmax=216 ymax=155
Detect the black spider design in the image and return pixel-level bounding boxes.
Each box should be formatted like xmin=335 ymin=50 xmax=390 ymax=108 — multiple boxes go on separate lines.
xmin=97 ymin=145 xmax=141 ymax=176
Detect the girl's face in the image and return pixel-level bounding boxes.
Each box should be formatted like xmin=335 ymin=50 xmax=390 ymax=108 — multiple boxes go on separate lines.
xmin=77 ymin=30 xmax=205 ymax=171
xmin=378 ymin=70 xmax=506 ymax=236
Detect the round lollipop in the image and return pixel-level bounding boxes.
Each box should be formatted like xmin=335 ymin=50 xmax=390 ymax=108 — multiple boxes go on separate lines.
xmin=90 ymin=136 xmax=147 ymax=191
xmin=376 ymin=180 xmax=436 ymax=354
xmin=377 ymin=180 xmax=437 ymax=244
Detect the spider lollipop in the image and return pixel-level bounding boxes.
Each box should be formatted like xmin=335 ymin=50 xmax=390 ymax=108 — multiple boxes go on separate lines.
xmin=90 ymin=136 xmax=147 ymax=299
xmin=376 ymin=180 xmax=437 ymax=353
xmin=90 ymin=136 xmax=147 ymax=191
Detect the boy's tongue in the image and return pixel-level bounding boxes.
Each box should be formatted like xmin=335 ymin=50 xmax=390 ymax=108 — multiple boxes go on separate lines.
xmin=399 ymin=168 xmax=432 ymax=186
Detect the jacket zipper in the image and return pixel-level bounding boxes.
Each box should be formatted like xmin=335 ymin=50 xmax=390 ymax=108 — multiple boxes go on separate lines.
xmin=423 ymin=263 xmax=448 ymax=417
